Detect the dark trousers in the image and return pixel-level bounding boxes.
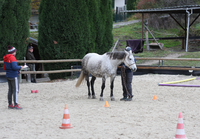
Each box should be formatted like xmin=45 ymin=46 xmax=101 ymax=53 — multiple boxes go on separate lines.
xmin=28 ymin=64 xmax=36 ymax=82
xmin=7 ymin=77 xmax=19 ymax=105
xmin=121 ymin=70 xmax=133 ymax=98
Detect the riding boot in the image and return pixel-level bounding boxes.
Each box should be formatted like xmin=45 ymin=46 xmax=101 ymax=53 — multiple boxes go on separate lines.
xmin=125 ymin=97 xmax=132 ymax=101
xmin=120 ymin=96 xmax=127 ymax=101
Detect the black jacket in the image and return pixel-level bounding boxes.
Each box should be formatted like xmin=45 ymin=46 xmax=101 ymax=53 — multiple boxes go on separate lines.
xmin=26 ymin=51 xmax=35 ymax=60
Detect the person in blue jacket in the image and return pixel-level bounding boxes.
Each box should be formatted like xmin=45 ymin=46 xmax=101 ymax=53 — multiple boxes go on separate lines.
xmin=120 ymin=47 xmax=134 ymax=101
xmin=3 ymin=45 xmax=23 ymax=109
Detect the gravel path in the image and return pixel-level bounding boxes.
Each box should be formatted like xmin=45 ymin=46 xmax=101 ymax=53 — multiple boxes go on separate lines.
xmin=113 ymin=19 xmax=141 ymax=28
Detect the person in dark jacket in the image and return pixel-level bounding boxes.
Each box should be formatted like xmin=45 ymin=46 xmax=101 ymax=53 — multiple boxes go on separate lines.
xmin=3 ymin=45 xmax=23 ymax=109
xmin=26 ymin=45 xmax=36 ymax=83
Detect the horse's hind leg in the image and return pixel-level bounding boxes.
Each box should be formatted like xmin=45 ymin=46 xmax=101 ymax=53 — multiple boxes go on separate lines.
xmin=110 ymin=76 xmax=115 ymax=101
xmin=85 ymin=74 xmax=91 ymax=99
xmin=91 ymin=76 xmax=96 ymax=99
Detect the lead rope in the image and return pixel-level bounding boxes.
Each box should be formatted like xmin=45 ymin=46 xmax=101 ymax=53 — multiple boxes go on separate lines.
xmin=121 ymin=65 xmax=132 ymax=98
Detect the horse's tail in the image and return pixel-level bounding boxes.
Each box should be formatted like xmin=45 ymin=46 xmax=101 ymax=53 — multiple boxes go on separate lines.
xmin=75 ymin=71 xmax=85 ymax=87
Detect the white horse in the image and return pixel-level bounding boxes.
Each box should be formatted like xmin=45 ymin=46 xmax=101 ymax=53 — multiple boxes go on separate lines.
xmin=75 ymin=48 xmax=137 ymax=101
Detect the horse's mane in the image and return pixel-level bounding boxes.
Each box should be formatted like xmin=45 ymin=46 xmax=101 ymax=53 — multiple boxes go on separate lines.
xmin=106 ymin=51 xmax=125 ymax=60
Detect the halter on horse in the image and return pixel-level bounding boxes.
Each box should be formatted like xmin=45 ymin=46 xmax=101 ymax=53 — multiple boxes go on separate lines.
xmin=75 ymin=48 xmax=137 ymax=101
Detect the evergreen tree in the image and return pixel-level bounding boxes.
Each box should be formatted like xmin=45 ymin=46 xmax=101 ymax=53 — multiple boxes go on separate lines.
xmin=0 ymin=0 xmax=31 ymax=60
xmin=96 ymin=0 xmax=113 ymax=54
xmin=94 ymin=0 xmax=104 ymax=54
xmin=112 ymin=0 xmax=114 ymax=8
xmin=127 ymin=0 xmax=137 ymax=17
xmin=103 ymin=0 xmax=113 ymax=53
xmin=87 ymin=0 xmax=104 ymax=53
xmin=38 ymin=0 xmax=90 ymax=79
xmin=0 ymin=0 xmax=5 ymax=65
xmin=38 ymin=0 xmax=113 ymax=80
xmin=0 ymin=0 xmax=5 ymax=16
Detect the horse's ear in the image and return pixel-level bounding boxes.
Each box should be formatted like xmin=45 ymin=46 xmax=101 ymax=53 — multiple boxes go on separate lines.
xmin=124 ymin=50 xmax=129 ymax=55
xmin=124 ymin=50 xmax=132 ymax=56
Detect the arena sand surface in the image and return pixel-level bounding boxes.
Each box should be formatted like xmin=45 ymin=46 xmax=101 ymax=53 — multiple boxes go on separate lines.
xmin=0 ymin=74 xmax=200 ymax=139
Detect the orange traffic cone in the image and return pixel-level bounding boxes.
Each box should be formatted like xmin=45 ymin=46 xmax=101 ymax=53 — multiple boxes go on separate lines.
xmin=173 ymin=112 xmax=188 ymax=139
xmin=153 ymin=95 xmax=157 ymax=100
xmin=59 ymin=104 xmax=73 ymax=129
xmin=104 ymin=101 xmax=109 ymax=107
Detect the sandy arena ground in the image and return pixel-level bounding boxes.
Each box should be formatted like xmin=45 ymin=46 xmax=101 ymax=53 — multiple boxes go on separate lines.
xmin=0 ymin=74 xmax=200 ymax=139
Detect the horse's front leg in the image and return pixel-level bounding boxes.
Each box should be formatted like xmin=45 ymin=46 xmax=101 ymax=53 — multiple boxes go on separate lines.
xmin=91 ymin=76 xmax=96 ymax=99
xmin=99 ymin=77 xmax=106 ymax=101
xmin=110 ymin=76 xmax=115 ymax=101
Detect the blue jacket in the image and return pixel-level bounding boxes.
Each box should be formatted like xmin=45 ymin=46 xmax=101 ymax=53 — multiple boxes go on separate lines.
xmin=3 ymin=54 xmax=21 ymax=78
xmin=121 ymin=63 xmax=132 ymax=72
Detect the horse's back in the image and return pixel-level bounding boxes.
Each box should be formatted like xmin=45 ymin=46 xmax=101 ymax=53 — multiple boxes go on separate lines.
xmin=82 ymin=53 xmax=106 ymax=76
xmin=83 ymin=53 xmax=103 ymax=62
xmin=82 ymin=53 xmax=97 ymax=64
xmin=84 ymin=53 xmax=101 ymax=58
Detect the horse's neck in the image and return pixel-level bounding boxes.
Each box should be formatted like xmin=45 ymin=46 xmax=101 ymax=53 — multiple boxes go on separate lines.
xmin=110 ymin=59 xmax=123 ymax=68
xmin=105 ymin=51 xmax=125 ymax=67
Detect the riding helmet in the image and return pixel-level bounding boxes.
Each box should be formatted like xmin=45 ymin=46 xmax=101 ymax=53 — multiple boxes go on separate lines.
xmin=125 ymin=46 xmax=132 ymax=52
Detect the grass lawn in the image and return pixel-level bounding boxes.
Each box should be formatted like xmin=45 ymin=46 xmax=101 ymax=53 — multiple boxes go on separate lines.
xmin=30 ymin=31 xmax=38 ymax=40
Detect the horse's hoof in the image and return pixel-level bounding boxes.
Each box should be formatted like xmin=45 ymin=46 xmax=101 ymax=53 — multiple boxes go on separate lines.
xmin=88 ymin=96 xmax=91 ymax=99
xmin=111 ymin=97 xmax=115 ymax=101
xmin=92 ymin=95 xmax=96 ymax=99
xmin=99 ymin=97 xmax=104 ymax=101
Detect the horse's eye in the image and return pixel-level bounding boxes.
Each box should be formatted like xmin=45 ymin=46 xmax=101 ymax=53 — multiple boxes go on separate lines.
xmin=129 ymin=58 xmax=132 ymax=60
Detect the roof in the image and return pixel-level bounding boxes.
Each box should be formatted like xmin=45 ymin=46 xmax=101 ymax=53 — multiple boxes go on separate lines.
xmin=124 ymin=5 xmax=200 ymax=14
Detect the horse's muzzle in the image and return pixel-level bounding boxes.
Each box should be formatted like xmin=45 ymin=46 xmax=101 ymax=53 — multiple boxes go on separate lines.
xmin=130 ymin=64 xmax=137 ymax=72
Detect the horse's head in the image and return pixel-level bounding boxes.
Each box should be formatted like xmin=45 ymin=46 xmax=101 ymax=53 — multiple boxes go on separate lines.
xmin=123 ymin=47 xmax=137 ymax=72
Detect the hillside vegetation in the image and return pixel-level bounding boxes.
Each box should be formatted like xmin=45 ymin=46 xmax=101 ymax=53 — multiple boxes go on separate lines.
xmin=112 ymin=21 xmax=200 ymax=67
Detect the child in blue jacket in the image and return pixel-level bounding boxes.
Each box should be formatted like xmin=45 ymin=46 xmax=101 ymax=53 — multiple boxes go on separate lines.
xmin=3 ymin=45 xmax=23 ymax=109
